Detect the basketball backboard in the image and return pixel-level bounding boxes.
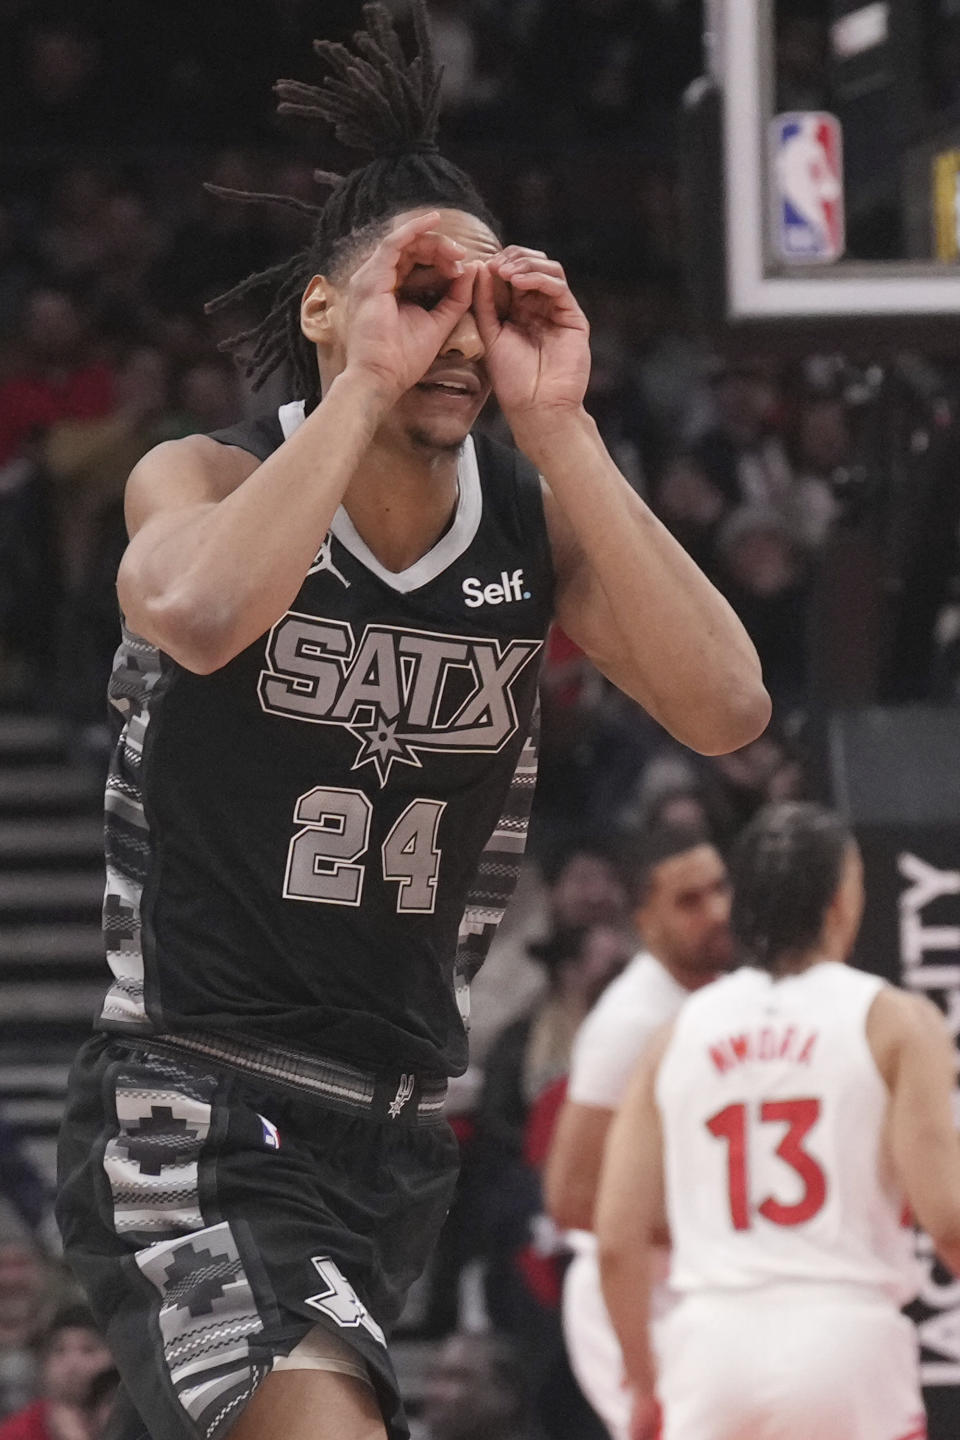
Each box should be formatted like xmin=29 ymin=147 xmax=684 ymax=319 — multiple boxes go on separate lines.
xmin=683 ymin=0 xmax=960 ymax=349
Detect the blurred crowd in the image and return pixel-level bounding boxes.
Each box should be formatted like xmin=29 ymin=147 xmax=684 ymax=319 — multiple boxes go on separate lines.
xmin=2 ymin=3 xmax=960 ymax=1438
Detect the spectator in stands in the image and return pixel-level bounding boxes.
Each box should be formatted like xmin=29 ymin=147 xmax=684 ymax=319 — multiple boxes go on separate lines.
xmin=5 ymin=18 xmax=113 ymax=146
xmin=0 ymin=288 xmax=114 ymax=468
xmin=419 ymin=1332 xmax=535 ymax=1440
xmin=656 ymin=358 xmax=786 ymax=573
xmin=479 ymin=926 xmax=633 ymax=1161
xmin=149 ymin=150 xmax=276 ymax=315
xmin=785 ymin=392 xmax=845 ymax=549
xmin=713 ymin=505 xmax=810 ymax=713
xmin=36 ymin=167 xmax=114 ymax=289
xmin=0 ymin=1122 xmax=52 ymax=1248
xmin=175 ymin=358 xmax=244 ymax=435
xmin=43 ymin=345 xmax=178 ymax=727
xmin=0 ymin=1247 xmax=56 ymax=1422
xmin=0 ymin=1305 xmax=111 ymax=1440
xmin=545 ymin=846 xmax=631 ymax=932
xmin=44 ymin=347 xmax=175 ymax=595
xmin=80 ymin=1368 xmax=118 ymax=1440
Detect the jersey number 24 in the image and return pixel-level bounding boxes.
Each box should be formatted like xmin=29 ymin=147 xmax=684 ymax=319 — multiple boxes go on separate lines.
xmin=707 ymin=1098 xmax=827 ymax=1230
xmin=283 ymin=785 xmax=445 ymax=914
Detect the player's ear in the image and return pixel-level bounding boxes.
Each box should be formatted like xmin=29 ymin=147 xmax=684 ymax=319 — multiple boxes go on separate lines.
xmin=300 ymin=275 xmax=338 ymax=346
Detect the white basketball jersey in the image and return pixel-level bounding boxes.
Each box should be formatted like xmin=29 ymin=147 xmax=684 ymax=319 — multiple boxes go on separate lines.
xmin=656 ymin=961 xmax=920 ymax=1305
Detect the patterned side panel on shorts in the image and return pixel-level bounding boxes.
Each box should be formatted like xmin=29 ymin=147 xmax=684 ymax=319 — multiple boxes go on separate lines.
xmin=136 ymin=1222 xmax=268 ymax=1440
xmin=454 ymin=703 xmax=540 ymax=1023
xmin=103 ymin=1057 xmax=216 ymax=1234
xmin=101 ymin=624 xmax=170 ymax=1028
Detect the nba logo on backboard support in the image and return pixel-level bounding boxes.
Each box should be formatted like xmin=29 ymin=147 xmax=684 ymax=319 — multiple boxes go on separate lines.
xmin=771 ymin=112 xmax=845 ymax=263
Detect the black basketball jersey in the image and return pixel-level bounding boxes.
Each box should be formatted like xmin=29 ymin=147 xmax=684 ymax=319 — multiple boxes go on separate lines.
xmin=98 ymin=403 xmax=554 ymax=1076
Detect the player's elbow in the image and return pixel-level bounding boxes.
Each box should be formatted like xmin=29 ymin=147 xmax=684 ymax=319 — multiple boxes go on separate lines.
xmin=118 ymin=566 xmax=236 ymax=674
xmin=596 ymin=1231 xmax=631 ymax=1287
xmin=544 ymin=1173 xmax=594 ymax=1233
xmin=685 ymin=678 xmax=772 ymax=756
xmin=927 ymin=1214 xmax=960 ymax=1278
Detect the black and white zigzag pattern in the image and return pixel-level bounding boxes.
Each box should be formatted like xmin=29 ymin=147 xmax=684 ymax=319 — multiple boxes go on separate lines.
xmin=454 ymin=702 xmax=540 ymax=1023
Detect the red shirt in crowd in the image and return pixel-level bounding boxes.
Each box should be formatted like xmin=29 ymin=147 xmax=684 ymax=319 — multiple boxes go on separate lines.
xmin=0 ymin=1400 xmax=54 ymax=1440
xmin=0 ymin=363 xmax=115 ymax=466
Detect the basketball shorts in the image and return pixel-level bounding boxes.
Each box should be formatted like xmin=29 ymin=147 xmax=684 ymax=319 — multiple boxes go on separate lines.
xmin=658 ymin=1284 xmax=926 ymax=1440
xmin=56 ymin=1033 xmax=459 ymax=1440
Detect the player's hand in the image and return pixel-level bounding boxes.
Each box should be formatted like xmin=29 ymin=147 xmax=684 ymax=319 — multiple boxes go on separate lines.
xmin=342 ymin=211 xmax=477 ymax=403
xmin=629 ymin=1391 xmax=662 ymax=1440
xmin=473 ymin=246 xmax=591 ymax=432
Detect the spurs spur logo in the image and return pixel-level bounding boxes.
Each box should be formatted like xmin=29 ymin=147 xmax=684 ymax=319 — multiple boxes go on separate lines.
xmin=388 ymin=1074 xmax=415 ymax=1118
xmin=258 ymin=614 xmax=541 ymax=785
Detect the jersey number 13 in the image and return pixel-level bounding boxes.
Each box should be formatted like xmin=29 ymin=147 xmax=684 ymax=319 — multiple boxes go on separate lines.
xmin=706 ymin=1098 xmax=827 ymax=1231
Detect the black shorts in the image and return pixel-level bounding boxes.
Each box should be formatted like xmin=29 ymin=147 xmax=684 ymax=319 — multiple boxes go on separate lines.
xmin=56 ymin=1033 xmax=459 ymax=1440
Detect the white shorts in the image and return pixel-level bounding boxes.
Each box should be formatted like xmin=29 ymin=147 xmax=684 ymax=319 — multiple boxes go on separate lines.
xmin=563 ymin=1252 xmax=631 ymax=1440
xmin=562 ymin=1249 xmax=672 ymax=1440
xmin=658 ymin=1286 xmax=926 ymax=1440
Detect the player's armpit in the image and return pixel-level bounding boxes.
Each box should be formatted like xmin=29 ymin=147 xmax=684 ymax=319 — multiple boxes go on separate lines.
xmin=543 ymin=1100 xmax=614 ymax=1232
xmin=872 ymin=988 xmax=960 ymax=1274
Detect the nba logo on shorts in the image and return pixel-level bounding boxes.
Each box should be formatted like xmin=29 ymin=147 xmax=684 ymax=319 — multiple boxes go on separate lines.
xmin=771 ymin=112 xmax=845 ymax=263
xmin=258 ymin=1114 xmax=281 ymax=1149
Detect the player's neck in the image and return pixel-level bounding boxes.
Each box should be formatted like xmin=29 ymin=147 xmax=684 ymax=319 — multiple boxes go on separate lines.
xmin=343 ymin=439 xmax=461 ymax=574
xmin=652 ymin=950 xmax=718 ymax=993
xmin=771 ymin=948 xmax=836 ymax=978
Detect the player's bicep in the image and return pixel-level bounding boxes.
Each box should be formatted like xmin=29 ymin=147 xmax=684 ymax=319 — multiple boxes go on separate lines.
xmin=885 ymin=994 xmax=960 ymax=1245
xmin=117 ymin=438 xmax=258 ymax=657
xmin=543 ymin=479 xmax=660 ymax=712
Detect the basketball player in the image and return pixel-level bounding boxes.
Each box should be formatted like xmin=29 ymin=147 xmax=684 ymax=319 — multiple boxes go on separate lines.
xmin=544 ymin=825 xmax=732 ymax=1440
xmin=596 ymin=802 xmax=960 ymax=1440
xmin=55 ymin=7 xmax=769 ymax=1440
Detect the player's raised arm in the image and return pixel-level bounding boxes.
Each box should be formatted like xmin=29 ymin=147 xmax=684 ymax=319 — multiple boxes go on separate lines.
xmin=869 ymin=986 xmax=960 ymax=1275
xmin=473 ymin=253 xmax=770 ymax=756
xmin=117 ymin=213 xmax=475 ymax=673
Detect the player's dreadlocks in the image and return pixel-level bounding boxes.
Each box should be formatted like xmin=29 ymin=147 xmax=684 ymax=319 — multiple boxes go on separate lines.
xmin=206 ymin=1 xmax=498 ymax=407
xmin=730 ymin=802 xmax=851 ymax=973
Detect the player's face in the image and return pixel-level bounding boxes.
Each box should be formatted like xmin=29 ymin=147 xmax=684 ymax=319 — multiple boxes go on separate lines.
xmin=388 ymin=207 xmax=501 ymax=453
xmin=637 ymin=844 xmax=733 ymax=980
xmin=320 ymin=207 xmax=503 ymax=456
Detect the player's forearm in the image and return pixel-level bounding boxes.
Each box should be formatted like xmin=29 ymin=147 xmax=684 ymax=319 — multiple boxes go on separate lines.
xmin=517 ymin=407 xmax=770 ymax=754
xmin=597 ymin=1245 xmax=658 ymax=1394
xmin=120 ymin=370 xmax=389 ymax=671
xmin=543 ymin=1159 xmax=596 ymax=1232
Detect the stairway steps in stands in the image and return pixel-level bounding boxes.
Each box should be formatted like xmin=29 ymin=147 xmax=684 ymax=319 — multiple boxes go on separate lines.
xmin=0 ymin=870 xmax=106 ymax=922
xmin=0 ymin=923 xmax=104 ymax=966
xmin=0 ymin=816 xmax=103 ymax=864
xmin=0 ymin=708 xmax=107 ymax=1189
xmin=0 ymin=715 xmax=70 ymax=765
xmin=0 ymin=767 xmax=102 ymax=816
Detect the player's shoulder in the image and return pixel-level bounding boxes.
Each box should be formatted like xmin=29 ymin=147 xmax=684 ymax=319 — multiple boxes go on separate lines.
xmin=574 ymin=956 xmax=681 ymax=1064
xmin=867 ymin=981 xmax=944 ymax=1041
xmin=581 ymin=953 xmax=664 ymax=1025
xmin=126 ymin=410 xmax=283 ymax=518
xmin=865 ymin=981 xmax=946 ymax=1086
